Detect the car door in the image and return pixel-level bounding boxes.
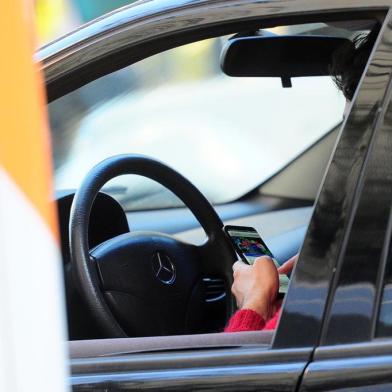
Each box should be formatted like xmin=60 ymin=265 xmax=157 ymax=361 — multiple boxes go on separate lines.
xmin=37 ymin=0 xmax=392 ymax=391
xmin=298 ymin=8 xmax=392 ymax=391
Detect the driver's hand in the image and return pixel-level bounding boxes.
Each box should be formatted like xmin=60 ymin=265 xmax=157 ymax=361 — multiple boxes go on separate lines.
xmin=277 ymin=254 xmax=298 ymax=275
xmin=231 ymin=257 xmax=279 ymax=321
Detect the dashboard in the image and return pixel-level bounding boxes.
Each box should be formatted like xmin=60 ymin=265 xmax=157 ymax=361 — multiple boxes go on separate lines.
xmin=57 ymin=190 xmax=311 ymax=339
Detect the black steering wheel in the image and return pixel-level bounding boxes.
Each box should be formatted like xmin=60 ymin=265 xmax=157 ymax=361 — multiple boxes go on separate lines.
xmin=69 ymin=155 xmax=237 ymax=338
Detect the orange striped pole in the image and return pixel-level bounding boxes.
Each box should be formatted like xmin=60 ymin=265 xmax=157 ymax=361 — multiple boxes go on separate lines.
xmin=0 ymin=1 xmax=68 ymax=391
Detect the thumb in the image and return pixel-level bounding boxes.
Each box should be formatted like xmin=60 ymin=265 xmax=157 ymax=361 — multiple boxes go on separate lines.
xmin=277 ymin=254 xmax=298 ymax=274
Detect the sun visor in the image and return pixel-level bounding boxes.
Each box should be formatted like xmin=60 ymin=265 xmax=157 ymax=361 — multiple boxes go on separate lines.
xmin=220 ymin=35 xmax=353 ymax=87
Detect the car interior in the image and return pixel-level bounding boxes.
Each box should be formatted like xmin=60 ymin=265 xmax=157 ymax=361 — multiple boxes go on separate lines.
xmin=47 ymin=14 xmax=382 ymax=358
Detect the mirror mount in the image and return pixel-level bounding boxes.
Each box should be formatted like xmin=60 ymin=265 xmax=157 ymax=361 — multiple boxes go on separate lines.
xmin=281 ymin=76 xmax=292 ymax=88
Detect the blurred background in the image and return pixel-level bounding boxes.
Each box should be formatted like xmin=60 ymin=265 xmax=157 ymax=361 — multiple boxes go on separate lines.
xmin=35 ymin=0 xmax=135 ymax=45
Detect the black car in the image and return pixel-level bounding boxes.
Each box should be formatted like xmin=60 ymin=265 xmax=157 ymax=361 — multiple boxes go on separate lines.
xmin=37 ymin=0 xmax=392 ymax=390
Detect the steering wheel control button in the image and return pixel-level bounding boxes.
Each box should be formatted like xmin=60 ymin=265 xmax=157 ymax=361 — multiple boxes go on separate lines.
xmin=152 ymin=251 xmax=176 ymax=285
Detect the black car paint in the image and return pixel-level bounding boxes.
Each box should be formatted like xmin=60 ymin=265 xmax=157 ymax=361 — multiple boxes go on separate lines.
xmin=320 ymin=21 xmax=392 ymax=346
xmin=301 ymin=341 xmax=392 ymax=391
xmin=70 ymin=346 xmax=311 ymax=391
xmin=274 ymin=13 xmax=388 ymax=349
xmin=37 ymin=0 xmax=392 ymax=390
xmin=298 ymin=11 xmax=392 ymax=391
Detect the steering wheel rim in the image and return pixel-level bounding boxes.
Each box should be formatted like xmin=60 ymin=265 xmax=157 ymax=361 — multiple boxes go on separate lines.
xmin=69 ymin=154 xmax=236 ymax=337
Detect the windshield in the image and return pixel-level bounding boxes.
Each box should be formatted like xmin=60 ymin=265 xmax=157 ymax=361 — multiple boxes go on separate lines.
xmin=49 ymin=28 xmax=347 ymax=211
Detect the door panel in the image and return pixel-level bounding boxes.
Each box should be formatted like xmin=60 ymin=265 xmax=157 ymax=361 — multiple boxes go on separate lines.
xmin=301 ymin=354 xmax=392 ymax=392
xmin=301 ymin=341 xmax=392 ymax=391
xmin=71 ymin=345 xmax=310 ymax=391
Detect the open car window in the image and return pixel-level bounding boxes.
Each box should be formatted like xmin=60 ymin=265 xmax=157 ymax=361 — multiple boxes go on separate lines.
xmin=48 ymin=17 xmax=382 ymax=344
xmin=47 ymin=22 xmax=357 ymax=212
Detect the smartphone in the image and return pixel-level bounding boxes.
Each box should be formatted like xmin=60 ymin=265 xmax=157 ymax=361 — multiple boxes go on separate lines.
xmin=224 ymin=225 xmax=289 ymax=295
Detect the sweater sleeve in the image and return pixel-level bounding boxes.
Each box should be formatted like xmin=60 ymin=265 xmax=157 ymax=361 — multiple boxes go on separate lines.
xmin=224 ymin=309 xmax=266 ymax=332
xmin=224 ymin=306 xmax=282 ymax=332
xmin=263 ymin=307 xmax=281 ymax=330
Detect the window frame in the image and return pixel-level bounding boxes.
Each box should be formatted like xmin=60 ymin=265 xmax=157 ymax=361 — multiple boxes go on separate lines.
xmin=37 ymin=1 xmax=386 ymax=101
xmin=284 ymin=9 xmax=392 ymax=390
xmin=307 ymin=11 xmax=392 ymax=346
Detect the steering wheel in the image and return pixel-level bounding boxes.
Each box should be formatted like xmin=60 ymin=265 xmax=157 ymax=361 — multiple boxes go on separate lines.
xmin=69 ymin=155 xmax=237 ymax=338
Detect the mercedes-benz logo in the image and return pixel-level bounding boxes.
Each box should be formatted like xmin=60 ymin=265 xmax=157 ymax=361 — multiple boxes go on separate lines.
xmin=152 ymin=251 xmax=176 ymax=285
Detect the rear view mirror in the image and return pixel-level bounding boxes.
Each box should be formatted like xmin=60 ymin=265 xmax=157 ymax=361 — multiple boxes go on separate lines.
xmin=220 ymin=34 xmax=353 ymax=87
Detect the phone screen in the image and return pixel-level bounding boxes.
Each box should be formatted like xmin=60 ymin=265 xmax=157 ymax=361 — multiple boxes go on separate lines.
xmin=226 ymin=226 xmax=273 ymax=264
xmin=225 ymin=225 xmax=289 ymax=294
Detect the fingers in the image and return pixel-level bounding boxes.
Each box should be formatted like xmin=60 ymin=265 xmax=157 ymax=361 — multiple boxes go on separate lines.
xmin=277 ymin=254 xmax=298 ymax=274
xmin=231 ymin=274 xmax=243 ymax=309
xmin=231 ymin=255 xmax=279 ymax=316
xmin=231 ymin=282 xmax=241 ymax=308
xmin=232 ymin=260 xmax=245 ymax=271
xmin=253 ymin=256 xmax=276 ymax=273
xmin=253 ymin=255 xmax=274 ymax=265
xmin=231 ymin=261 xmax=248 ymax=307
xmin=232 ymin=260 xmax=246 ymax=278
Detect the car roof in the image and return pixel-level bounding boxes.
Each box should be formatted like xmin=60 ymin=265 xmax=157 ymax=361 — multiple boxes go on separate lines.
xmin=36 ymin=0 xmax=387 ymax=102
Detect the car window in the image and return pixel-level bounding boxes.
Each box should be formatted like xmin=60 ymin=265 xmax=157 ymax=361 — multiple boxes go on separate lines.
xmin=48 ymin=24 xmax=352 ymax=211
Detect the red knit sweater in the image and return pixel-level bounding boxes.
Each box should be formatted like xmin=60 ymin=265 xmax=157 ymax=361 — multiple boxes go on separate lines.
xmin=224 ymin=306 xmax=281 ymax=332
